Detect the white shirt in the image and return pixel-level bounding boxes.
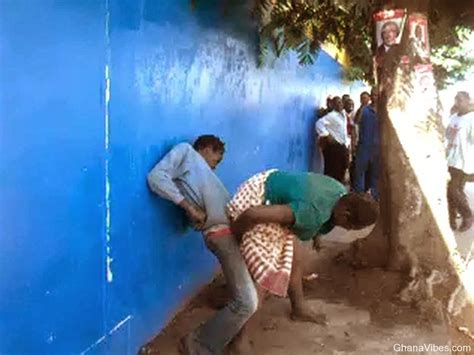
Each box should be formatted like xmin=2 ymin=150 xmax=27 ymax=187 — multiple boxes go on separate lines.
xmin=315 ymin=110 xmax=350 ymax=147
xmin=446 ymin=111 xmax=474 ymax=174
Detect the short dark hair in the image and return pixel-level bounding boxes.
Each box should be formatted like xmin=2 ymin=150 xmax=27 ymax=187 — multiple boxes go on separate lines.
xmin=360 ymin=91 xmax=370 ymax=98
xmin=340 ymin=192 xmax=379 ymax=227
xmin=456 ymin=91 xmax=470 ymax=100
xmin=193 ymin=135 xmax=225 ymax=153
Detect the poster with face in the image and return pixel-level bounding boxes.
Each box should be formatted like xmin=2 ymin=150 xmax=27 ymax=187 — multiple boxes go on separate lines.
xmin=373 ymin=9 xmax=406 ymax=85
xmin=408 ymin=13 xmax=430 ymax=62
xmin=373 ymin=9 xmax=405 ymax=49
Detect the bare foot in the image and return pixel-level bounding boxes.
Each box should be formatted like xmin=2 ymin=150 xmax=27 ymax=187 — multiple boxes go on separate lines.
xmin=290 ymin=307 xmax=327 ymax=325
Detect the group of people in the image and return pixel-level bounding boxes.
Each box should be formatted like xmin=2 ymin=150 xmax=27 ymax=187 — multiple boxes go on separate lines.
xmin=147 ymin=135 xmax=379 ymax=354
xmin=144 ymin=88 xmax=472 ymax=354
xmin=315 ymin=88 xmax=473 ymax=233
xmin=316 ymin=90 xmax=380 ymax=200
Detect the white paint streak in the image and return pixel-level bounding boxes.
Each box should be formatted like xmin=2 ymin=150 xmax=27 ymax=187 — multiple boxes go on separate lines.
xmin=110 ymin=315 xmax=133 ymax=333
xmin=105 ymin=64 xmax=111 ymax=149
xmin=79 ymin=315 xmax=133 ymax=355
xmin=79 ymin=335 xmax=106 ymax=355
xmin=104 ymin=0 xmax=113 ymax=283
xmin=105 ymin=167 xmax=113 ymax=283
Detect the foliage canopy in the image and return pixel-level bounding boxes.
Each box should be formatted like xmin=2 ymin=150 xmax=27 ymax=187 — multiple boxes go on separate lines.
xmin=254 ymin=0 xmax=474 ymax=88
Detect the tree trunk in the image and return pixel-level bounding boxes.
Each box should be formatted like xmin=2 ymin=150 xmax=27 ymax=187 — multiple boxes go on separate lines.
xmin=345 ymin=0 xmax=470 ymax=318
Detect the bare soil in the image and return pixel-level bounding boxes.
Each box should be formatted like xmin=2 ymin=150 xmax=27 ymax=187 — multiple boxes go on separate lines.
xmin=140 ymin=226 xmax=474 ymax=354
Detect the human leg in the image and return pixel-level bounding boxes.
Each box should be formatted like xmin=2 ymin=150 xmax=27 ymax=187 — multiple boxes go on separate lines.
xmin=182 ymin=234 xmax=258 ymax=354
xmin=450 ymin=168 xmax=473 ymax=232
xmin=227 ymin=286 xmax=265 ymax=355
xmin=368 ymin=153 xmax=380 ymax=200
xmin=447 ymin=167 xmax=472 ymax=231
xmin=287 ymin=237 xmax=326 ymax=325
xmin=324 ymin=142 xmax=349 ymax=183
xmin=353 ymin=149 xmax=369 ymax=193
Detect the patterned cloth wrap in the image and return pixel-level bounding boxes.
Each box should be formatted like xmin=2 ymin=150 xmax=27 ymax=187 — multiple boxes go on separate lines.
xmin=226 ymin=170 xmax=295 ymax=297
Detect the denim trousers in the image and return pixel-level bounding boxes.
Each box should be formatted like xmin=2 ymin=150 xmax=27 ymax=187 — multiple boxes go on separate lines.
xmin=190 ymin=233 xmax=258 ymax=354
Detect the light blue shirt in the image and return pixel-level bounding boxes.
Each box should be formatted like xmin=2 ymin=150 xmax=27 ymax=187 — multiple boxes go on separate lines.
xmin=147 ymin=143 xmax=230 ymax=228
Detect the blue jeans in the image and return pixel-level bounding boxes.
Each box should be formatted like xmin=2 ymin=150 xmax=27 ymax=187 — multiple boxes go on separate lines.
xmin=190 ymin=233 xmax=258 ymax=354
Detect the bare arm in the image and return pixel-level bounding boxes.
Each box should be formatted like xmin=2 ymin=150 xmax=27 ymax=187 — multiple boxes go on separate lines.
xmin=230 ymin=205 xmax=295 ymax=238
xmin=179 ymin=199 xmax=207 ymax=230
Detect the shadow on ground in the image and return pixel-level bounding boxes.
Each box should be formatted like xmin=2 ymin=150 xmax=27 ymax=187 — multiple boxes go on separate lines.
xmin=139 ymin=225 xmax=474 ymax=354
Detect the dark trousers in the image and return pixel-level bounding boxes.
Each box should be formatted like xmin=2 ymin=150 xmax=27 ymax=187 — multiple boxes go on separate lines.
xmin=322 ymin=140 xmax=349 ymax=183
xmin=353 ymin=148 xmax=380 ymax=200
xmin=447 ymin=167 xmax=472 ymax=223
xmin=350 ymin=156 xmax=371 ymax=193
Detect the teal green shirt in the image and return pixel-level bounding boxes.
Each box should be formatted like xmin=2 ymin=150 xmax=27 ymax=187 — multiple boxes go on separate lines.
xmin=264 ymin=171 xmax=347 ymax=241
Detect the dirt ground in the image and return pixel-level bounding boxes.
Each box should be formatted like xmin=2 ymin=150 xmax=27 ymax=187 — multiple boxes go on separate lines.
xmin=139 ymin=223 xmax=474 ymax=355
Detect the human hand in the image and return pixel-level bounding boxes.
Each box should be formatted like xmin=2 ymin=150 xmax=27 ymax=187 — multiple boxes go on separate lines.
xmin=230 ymin=210 xmax=257 ymax=239
xmin=179 ymin=200 xmax=207 ymax=230
xmin=186 ymin=205 xmax=207 ymax=230
xmin=230 ymin=218 xmax=252 ymax=240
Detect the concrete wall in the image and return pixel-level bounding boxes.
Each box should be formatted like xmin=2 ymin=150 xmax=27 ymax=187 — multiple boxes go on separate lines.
xmin=0 ymin=1 xmax=360 ymax=353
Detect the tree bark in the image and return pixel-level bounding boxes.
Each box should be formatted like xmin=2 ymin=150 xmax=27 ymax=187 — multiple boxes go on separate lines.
xmin=345 ymin=0 xmax=470 ymax=316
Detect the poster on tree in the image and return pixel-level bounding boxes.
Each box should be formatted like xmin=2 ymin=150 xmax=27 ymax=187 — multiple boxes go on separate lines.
xmin=373 ymin=9 xmax=406 ymax=86
xmin=414 ymin=64 xmax=435 ymax=94
xmin=408 ymin=13 xmax=430 ymax=64
xmin=373 ymin=9 xmax=405 ymax=67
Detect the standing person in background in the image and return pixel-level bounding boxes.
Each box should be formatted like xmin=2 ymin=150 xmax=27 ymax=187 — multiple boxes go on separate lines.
xmin=353 ymin=89 xmax=380 ymax=200
xmin=317 ymin=95 xmax=334 ymax=118
xmin=446 ymin=91 xmax=474 ymax=232
xmin=342 ymin=94 xmax=351 ymax=106
xmin=354 ymin=91 xmax=371 ymax=125
xmin=343 ymin=98 xmax=356 ymax=187
xmin=344 ymin=98 xmax=356 ymax=150
xmin=316 ymin=96 xmax=350 ymax=183
xmin=313 ymin=95 xmax=334 ymax=174
xmin=352 ymin=91 xmax=372 ymax=188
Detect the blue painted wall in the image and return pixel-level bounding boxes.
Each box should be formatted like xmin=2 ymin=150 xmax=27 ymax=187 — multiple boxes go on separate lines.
xmin=0 ymin=1 xmax=360 ymax=354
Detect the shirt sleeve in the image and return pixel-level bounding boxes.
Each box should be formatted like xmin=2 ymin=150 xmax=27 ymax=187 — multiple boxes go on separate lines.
xmin=469 ymin=116 xmax=474 ymax=144
xmin=315 ymin=115 xmax=330 ymax=137
xmin=147 ymin=143 xmax=190 ymax=205
xmin=289 ymin=201 xmax=323 ymax=241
